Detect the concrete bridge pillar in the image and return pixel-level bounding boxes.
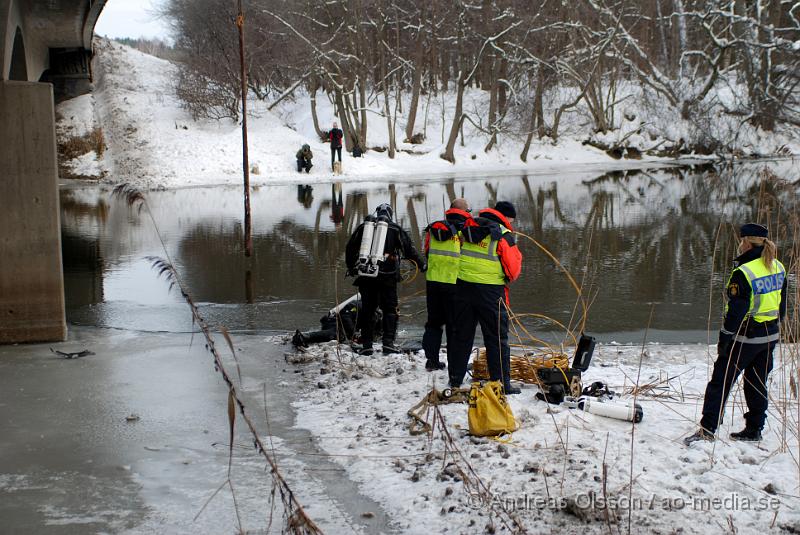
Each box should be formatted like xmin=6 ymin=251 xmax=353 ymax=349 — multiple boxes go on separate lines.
xmin=0 ymin=80 xmax=66 ymax=343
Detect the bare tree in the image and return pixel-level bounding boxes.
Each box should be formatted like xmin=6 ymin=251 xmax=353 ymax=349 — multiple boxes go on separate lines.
xmin=161 ymin=0 xmax=799 ymax=156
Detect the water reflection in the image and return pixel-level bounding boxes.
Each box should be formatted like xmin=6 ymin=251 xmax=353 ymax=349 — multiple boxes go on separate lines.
xmin=60 ymin=161 xmax=799 ymax=342
xmin=297 ymin=185 xmax=313 ymax=209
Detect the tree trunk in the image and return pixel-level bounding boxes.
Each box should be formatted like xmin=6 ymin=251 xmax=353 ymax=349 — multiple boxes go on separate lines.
xmin=752 ymin=0 xmax=783 ymax=131
xmin=345 ymin=90 xmax=361 ymax=144
xmin=520 ymin=79 xmax=539 ymax=162
xmin=484 ymin=59 xmax=498 ymax=152
xmin=344 ymin=94 xmax=362 ymax=149
xmin=441 ymin=51 xmax=450 ymax=93
xmin=236 ymin=1 xmax=252 ymax=258
xmin=309 ymin=79 xmax=325 ymax=140
xmin=359 ymin=76 xmax=368 ymax=146
xmin=551 ymin=104 xmax=568 ymax=142
xmin=673 ymin=0 xmax=689 ymax=78
xmin=655 ymin=0 xmax=670 ymax=70
xmin=334 ymin=89 xmax=354 ymax=152
xmin=441 ymin=72 xmax=466 ymax=163
xmin=380 ymin=20 xmax=395 ymax=158
xmin=404 ymin=31 xmax=425 ymax=142
xmin=423 ymin=85 xmax=432 ymax=140
xmin=534 ymin=70 xmax=545 ymax=138
xmin=497 ymin=58 xmax=508 ymax=118
xmin=429 ymin=2 xmax=437 ymax=97
xmin=383 ymin=84 xmax=396 ymax=158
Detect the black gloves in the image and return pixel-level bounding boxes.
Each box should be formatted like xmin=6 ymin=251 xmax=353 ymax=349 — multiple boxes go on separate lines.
xmin=717 ymin=331 xmax=733 ymax=359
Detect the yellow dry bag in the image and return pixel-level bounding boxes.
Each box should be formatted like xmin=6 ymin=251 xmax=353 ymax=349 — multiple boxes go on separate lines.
xmin=468 ymin=381 xmax=517 ymax=437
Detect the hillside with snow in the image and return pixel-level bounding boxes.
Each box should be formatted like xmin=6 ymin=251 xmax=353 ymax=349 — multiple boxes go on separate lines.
xmin=55 ymin=40 xmax=799 ymax=189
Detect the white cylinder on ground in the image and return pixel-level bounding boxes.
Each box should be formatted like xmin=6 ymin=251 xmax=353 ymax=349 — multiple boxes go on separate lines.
xmin=579 ymin=398 xmax=643 ymax=423
xmin=329 ymin=293 xmax=360 ymax=316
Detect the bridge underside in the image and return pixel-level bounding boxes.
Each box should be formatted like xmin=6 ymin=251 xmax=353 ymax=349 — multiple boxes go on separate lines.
xmin=0 ymin=0 xmax=105 ymax=343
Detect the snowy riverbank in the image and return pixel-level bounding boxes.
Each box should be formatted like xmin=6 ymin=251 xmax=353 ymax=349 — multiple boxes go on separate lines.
xmin=282 ymin=339 xmax=800 ymax=534
xmin=56 ymin=39 xmax=798 ymax=189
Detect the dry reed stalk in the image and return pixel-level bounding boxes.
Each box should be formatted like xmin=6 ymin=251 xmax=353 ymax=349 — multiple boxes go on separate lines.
xmin=627 ymin=305 xmax=652 ymax=535
xmin=514 ymin=230 xmax=589 ymax=338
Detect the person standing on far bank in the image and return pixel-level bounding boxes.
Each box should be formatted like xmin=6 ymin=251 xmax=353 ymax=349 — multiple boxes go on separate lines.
xmin=329 ymin=121 xmax=343 ymax=171
xmin=422 ymin=198 xmax=474 ymax=371
xmin=685 ymin=223 xmax=787 ymax=445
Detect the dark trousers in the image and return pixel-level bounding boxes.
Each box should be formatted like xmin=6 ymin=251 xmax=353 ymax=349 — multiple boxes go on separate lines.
xmin=700 ymin=341 xmax=776 ymax=432
xmin=422 ymin=281 xmax=456 ymax=363
xmin=449 ymin=279 xmax=510 ymax=388
xmin=357 ymin=279 xmax=398 ymax=348
xmin=297 ymin=158 xmax=312 ymax=172
xmin=301 ymin=328 xmax=338 ymax=344
xmin=331 ymin=147 xmax=342 ymax=168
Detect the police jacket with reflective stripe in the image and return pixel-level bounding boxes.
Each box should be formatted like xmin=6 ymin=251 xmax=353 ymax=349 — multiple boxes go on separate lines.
xmin=476 ymin=209 xmax=522 ymax=283
xmin=720 ymin=246 xmax=787 ymax=344
xmin=457 ymin=209 xmax=522 ymax=285
xmin=424 ymin=208 xmax=472 ymax=284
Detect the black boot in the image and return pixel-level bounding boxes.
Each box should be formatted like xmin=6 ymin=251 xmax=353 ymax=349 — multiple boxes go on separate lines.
xmin=291 ymin=330 xmax=307 ymax=348
xmin=350 ymin=341 xmax=373 ymax=356
xmin=425 ymin=360 xmax=446 ymax=371
xmin=684 ymin=427 xmax=715 ymax=445
xmin=382 ymin=343 xmax=403 ymax=355
xmin=730 ymin=428 xmax=762 ymax=442
xmin=503 ymin=383 xmax=521 ymax=395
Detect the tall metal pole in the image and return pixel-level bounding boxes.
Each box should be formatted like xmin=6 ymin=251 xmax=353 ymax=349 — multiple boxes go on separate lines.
xmin=236 ymin=0 xmax=253 ymax=257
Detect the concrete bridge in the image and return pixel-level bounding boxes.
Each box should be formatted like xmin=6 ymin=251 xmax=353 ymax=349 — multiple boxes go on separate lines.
xmin=1 ymin=0 xmax=106 ymax=343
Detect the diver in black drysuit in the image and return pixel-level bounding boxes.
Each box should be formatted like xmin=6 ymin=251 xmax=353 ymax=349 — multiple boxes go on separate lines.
xmin=291 ymin=296 xmax=382 ymax=348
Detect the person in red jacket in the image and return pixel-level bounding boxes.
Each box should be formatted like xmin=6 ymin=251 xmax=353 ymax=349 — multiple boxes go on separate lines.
xmin=449 ymin=201 xmax=523 ymax=394
xmin=422 ymin=198 xmax=474 ymax=371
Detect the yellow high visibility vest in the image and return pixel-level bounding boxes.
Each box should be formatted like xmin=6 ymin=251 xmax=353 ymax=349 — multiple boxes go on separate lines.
xmin=729 ymin=257 xmax=785 ymax=323
xmin=426 ymin=230 xmax=461 ymax=284
xmin=458 ymin=227 xmax=509 ymax=285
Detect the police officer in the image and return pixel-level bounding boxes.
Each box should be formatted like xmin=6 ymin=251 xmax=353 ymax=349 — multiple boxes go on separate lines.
xmin=422 ymin=198 xmax=474 ymax=371
xmin=449 ymin=201 xmax=523 ymax=394
xmin=685 ymin=223 xmax=787 ymax=444
xmin=345 ymin=203 xmax=426 ymax=355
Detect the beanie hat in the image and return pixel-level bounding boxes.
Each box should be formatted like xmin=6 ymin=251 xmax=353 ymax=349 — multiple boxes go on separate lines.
xmin=740 ymin=223 xmax=768 ymax=238
xmin=494 ymin=201 xmax=516 ymax=220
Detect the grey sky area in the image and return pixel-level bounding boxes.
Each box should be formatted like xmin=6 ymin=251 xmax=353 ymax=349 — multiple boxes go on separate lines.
xmin=95 ymin=0 xmax=171 ymax=40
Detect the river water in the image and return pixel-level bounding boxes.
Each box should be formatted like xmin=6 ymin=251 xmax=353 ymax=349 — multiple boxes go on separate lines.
xmin=60 ymin=160 xmax=798 ymax=345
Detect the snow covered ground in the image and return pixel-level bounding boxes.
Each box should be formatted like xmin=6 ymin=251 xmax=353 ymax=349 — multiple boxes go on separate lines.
xmin=282 ymin=339 xmax=800 ymax=534
xmin=55 ymin=39 xmax=799 ymax=189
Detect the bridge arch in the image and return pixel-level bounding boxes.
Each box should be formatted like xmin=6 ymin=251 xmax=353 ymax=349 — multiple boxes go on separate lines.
xmin=8 ymin=26 xmax=26 ymax=81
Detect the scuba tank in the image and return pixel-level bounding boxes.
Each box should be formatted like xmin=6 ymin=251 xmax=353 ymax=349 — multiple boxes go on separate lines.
xmin=369 ymin=218 xmax=389 ymax=264
xmin=356 ymin=215 xmax=390 ymax=277
xmin=357 ymin=216 xmax=376 ymax=269
xmin=578 ymin=397 xmax=643 ymax=423
xmin=329 ymin=293 xmax=360 ymax=316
